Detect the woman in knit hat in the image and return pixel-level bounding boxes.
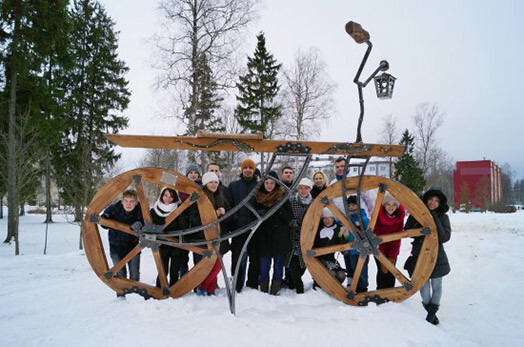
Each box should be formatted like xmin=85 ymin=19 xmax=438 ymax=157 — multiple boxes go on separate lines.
xmin=373 ymin=194 xmax=406 ymax=289
xmin=150 ymin=187 xmax=187 ymax=287
xmin=254 ymin=171 xmax=293 ymax=295
xmin=197 ymin=172 xmax=233 ymax=296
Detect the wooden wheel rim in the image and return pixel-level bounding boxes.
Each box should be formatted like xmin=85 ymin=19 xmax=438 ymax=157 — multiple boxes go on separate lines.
xmin=301 ymin=176 xmax=438 ymax=305
xmin=82 ymin=168 xmax=218 ymax=299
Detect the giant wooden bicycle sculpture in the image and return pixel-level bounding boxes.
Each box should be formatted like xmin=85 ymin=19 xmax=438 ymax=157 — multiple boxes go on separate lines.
xmin=82 ymin=21 xmax=438 ymax=314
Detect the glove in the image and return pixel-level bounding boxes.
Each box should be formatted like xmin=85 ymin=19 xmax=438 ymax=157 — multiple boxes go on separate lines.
xmin=131 ymin=221 xmax=143 ymax=232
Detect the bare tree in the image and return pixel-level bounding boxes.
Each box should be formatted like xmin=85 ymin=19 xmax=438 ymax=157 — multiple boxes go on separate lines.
xmin=412 ymin=102 xmax=445 ymax=176
xmin=1 ymin=106 xmax=44 ymax=254
xmin=281 ymin=47 xmax=336 ymax=141
xmin=152 ymin=0 xmax=257 ymax=123
xmin=378 ymin=114 xmax=400 ymax=177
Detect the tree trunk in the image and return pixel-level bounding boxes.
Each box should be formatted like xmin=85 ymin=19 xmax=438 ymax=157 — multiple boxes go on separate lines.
xmin=0 ymin=196 xmax=3 ymax=218
xmin=19 ymin=203 xmax=25 ymax=216
xmin=74 ymin=203 xmax=83 ymax=222
xmin=5 ymin=3 xmax=21 ymax=254
xmin=44 ymin=150 xmax=53 ymax=223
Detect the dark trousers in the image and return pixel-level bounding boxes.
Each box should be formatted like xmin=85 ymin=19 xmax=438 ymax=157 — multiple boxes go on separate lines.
xmin=246 ymin=244 xmax=260 ymax=288
xmin=289 ymin=255 xmax=306 ymax=293
xmin=110 ymin=246 xmax=140 ymax=281
xmin=374 ymin=256 xmax=396 ymax=289
xmin=259 ymin=255 xmax=284 ymax=283
xmin=156 ymin=246 xmax=188 ymax=287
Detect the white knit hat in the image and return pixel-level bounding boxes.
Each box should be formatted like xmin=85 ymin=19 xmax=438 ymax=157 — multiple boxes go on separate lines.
xmin=382 ymin=193 xmax=399 ymax=207
xmin=322 ymin=207 xmax=335 ymax=218
xmin=202 ymin=172 xmax=219 ymax=186
xmin=298 ymin=177 xmax=313 ymax=188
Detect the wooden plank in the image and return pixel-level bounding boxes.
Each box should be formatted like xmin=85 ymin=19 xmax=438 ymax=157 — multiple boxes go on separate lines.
xmin=368 ymin=190 xmax=385 ymax=230
xmin=163 ymin=196 xmax=196 ymax=227
xmin=98 ymin=217 xmax=136 ymax=237
xmin=109 ymin=245 xmax=141 ymax=274
xmin=326 ymin=203 xmax=356 ymax=233
xmin=375 ymin=251 xmax=411 ymax=285
xmin=152 ymin=250 xmax=169 ymax=290
xmin=135 ymin=180 xmax=152 ymax=224
xmin=309 ymin=243 xmax=353 ymax=258
xmin=105 ymin=134 xmax=405 ymax=157
xmin=349 ymin=255 xmax=366 ymax=293
xmin=378 ymin=227 xmax=424 ymax=243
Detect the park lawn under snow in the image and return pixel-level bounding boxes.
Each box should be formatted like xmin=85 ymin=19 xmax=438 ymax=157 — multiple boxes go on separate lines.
xmin=1 ymin=208 xmax=523 ymax=347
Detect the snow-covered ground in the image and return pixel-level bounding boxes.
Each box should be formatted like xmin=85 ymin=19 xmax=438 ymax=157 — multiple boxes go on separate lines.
xmin=1 ymin=208 xmax=523 ymax=347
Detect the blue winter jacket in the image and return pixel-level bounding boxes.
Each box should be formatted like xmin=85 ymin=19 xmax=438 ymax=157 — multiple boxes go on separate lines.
xmin=346 ymin=208 xmax=369 ymax=255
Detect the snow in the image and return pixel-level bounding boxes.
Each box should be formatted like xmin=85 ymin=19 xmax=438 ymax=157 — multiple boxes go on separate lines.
xmin=1 ymin=208 xmax=523 ymax=346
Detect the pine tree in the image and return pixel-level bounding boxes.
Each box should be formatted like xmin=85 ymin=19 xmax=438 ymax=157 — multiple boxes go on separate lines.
xmin=235 ymin=32 xmax=282 ymax=135
xmin=394 ymin=129 xmax=426 ymax=195
xmin=184 ymin=53 xmax=224 ymax=167
xmin=54 ymin=0 xmax=130 ymax=235
xmin=235 ymin=32 xmax=281 ymax=171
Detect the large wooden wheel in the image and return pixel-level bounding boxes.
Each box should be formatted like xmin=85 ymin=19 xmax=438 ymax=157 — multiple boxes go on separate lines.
xmin=82 ymin=168 xmax=219 ymax=299
xmin=301 ymin=176 xmax=438 ymax=306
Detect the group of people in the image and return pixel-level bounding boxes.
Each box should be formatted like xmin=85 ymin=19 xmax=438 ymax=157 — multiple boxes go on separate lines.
xmin=102 ymin=157 xmax=451 ymax=325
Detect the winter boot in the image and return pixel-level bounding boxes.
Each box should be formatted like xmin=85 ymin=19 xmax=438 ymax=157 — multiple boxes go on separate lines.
xmin=270 ymin=281 xmax=282 ymax=296
xmin=260 ymin=282 xmax=269 ymax=293
xmin=426 ymin=303 xmax=440 ymax=325
xmin=295 ymin=281 xmax=304 ymax=294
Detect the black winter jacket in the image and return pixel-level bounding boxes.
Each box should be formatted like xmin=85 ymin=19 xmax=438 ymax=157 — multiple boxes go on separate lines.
xmin=225 ymin=174 xmax=258 ymax=234
xmin=254 ymin=199 xmax=293 ymax=257
xmin=102 ymin=201 xmax=143 ymax=253
xmin=404 ymin=188 xmax=452 ymax=278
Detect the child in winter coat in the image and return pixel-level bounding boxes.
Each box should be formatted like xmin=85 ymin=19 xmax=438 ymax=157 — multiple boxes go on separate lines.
xmin=101 ymin=189 xmax=143 ymax=297
xmin=373 ymin=194 xmax=406 ymax=289
xmin=341 ymin=195 xmax=369 ymax=293
xmin=404 ymin=187 xmax=451 ymax=325
xmin=150 ymin=187 xmax=188 ymax=288
xmin=313 ymin=207 xmax=346 ymax=287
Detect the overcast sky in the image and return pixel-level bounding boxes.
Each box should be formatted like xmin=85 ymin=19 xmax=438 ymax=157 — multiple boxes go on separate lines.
xmin=99 ymin=0 xmax=524 ymax=178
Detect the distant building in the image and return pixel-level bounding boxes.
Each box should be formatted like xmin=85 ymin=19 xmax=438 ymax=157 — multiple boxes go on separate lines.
xmin=453 ymin=160 xmax=502 ymax=208
xmin=307 ymin=156 xmax=393 ymax=181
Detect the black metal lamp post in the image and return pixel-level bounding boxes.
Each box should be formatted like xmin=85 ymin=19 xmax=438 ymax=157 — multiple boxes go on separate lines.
xmin=345 ymin=21 xmax=396 ymax=142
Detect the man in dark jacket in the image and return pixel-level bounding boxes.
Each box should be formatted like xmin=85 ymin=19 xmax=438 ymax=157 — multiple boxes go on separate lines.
xmin=102 ymin=189 xmax=143 ymax=296
xmin=280 ymin=166 xmax=295 ymax=188
xmin=226 ymin=158 xmax=258 ymax=292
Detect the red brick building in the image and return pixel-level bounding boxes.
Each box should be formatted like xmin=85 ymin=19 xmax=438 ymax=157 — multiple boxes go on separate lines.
xmin=453 ymin=160 xmax=502 ymax=208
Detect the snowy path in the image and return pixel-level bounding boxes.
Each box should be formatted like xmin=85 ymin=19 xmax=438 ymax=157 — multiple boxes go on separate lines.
xmin=1 ymin=210 xmax=523 ymax=346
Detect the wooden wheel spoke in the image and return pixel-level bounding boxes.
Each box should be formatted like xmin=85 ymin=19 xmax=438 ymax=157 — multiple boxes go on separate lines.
xmin=98 ymin=217 xmax=136 ymax=237
xmin=152 ymin=249 xmax=169 ymax=289
xmin=135 ymin=180 xmax=152 ymax=224
xmin=349 ymin=255 xmax=366 ymax=293
xmin=164 ymin=237 xmax=206 ymax=255
xmin=309 ymin=243 xmax=353 ymax=258
xmin=375 ymin=251 xmax=411 ymax=285
xmin=163 ymin=196 xmax=196 ymax=227
xmin=326 ymin=203 xmax=356 ymax=232
xmin=109 ymin=245 xmax=141 ymax=275
xmin=378 ymin=227 xmax=426 ymax=243
xmin=368 ymin=190 xmax=385 ymax=230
